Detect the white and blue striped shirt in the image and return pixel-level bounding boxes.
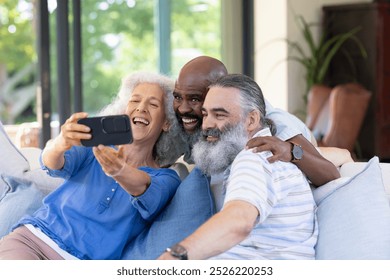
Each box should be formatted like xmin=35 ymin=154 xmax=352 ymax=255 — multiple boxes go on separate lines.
xmin=211 ymin=128 xmax=318 ymax=260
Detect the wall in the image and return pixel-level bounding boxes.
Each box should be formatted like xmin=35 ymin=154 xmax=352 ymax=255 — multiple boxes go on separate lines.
xmin=254 ymin=0 xmax=371 ymax=119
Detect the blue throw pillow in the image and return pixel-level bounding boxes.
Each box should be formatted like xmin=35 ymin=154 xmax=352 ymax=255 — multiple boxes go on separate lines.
xmin=122 ymin=167 xmax=215 ymax=259
xmin=0 ymin=175 xmax=45 ymax=238
xmin=313 ymin=157 xmax=390 ymax=259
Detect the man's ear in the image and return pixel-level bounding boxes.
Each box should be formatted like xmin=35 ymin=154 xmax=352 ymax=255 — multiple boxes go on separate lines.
xmin=162 ymin=120 xmax=170 ymax=132
xmin=246 ymin=110 xmax=261 ymax=132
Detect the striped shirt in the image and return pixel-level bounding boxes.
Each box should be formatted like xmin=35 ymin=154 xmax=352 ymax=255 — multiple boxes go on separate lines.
xmin=211 ymin=128 xmax=318 ymax=260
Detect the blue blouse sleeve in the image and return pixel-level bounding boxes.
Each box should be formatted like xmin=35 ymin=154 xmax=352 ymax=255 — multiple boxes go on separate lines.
xmin=40 ymin=146 xmax=93 ymax=180
xmin=131 ymin=167 xmax=181 ymax=221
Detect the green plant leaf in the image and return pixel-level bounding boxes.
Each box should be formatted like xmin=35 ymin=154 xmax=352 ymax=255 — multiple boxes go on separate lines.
xmin=317 ymin=28 xmax=362 ymax=82
xmin=284 ymin=15 xmax=367 ymax=103
xmin=286 ymin=39 xmax=307 ymax=60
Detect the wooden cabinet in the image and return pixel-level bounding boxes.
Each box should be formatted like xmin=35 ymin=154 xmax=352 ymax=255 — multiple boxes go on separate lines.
xmin=323 ymin=2 xmax=390 ymax=161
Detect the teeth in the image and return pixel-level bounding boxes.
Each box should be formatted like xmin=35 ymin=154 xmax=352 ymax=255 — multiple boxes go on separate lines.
xmin=133 ymin=117 xmax=149 ymax=125
xmin=182 ymin=118 xmax=197 ymax=124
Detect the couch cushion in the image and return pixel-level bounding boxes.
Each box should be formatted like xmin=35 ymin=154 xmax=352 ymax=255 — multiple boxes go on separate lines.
xmin=0 ymin=175 xmax=45 ymax=237
xmin=1 ymin=122 xmax=63 ymax=193
xmin=0 ymin=121 xmax=30 ymax=177
xmin=121 ymin=167 xmax=215 ymax=259
xmin=0 ymin=121 xmax=63 ymax=237
xmin=340 ymin=161 xmax=390 ymax=201
xmin=313 ymin=157 xmax=390 ymax=259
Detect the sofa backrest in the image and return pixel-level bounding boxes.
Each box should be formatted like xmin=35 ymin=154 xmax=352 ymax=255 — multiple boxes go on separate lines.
xmin=340 ymin=161 xmax=390 ymax=199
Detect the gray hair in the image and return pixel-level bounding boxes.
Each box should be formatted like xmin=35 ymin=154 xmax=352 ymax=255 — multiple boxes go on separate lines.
xmin=100 ymin=71 xmax=185 ymax=166
xmin=208 ymin=74 xmax=276 ymax=135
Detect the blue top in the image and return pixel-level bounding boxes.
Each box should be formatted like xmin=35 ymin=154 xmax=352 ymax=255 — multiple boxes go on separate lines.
xmin=16 ymin=146 xmax=181 ymax=260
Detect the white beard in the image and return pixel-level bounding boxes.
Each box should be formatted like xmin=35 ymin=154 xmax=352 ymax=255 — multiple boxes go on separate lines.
xmin=192 ymin=123 xmax=248 ymax=175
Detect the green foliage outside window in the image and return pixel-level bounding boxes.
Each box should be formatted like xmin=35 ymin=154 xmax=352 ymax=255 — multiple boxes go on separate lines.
xmin=0 ymin=0 xmax=221 ymax=123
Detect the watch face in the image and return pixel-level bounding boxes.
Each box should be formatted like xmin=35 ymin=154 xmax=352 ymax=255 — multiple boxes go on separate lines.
xmin=292 ymin=144 xmax=303 ymax=160
xmin=172 ymin=244 xmax=187 ymax=255
xmin=170 ymin=244 xmax=188 ymax=260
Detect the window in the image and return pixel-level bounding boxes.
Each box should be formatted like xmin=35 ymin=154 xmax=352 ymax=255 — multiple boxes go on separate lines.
xmin=1 ymin=0 xmax=222 ymax=124
xmin=77 ymin=0 xmax=222 ymax=114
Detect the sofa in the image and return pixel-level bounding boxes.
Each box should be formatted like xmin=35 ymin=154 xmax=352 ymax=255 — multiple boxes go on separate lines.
xmin=313 ymin=157 xmax=390 ymax=259
xmin=1 ymin=121 xmax=390 ymax=259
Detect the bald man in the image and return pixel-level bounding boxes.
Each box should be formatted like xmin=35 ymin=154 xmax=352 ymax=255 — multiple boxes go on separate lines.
xmin=172 ymin=56 xmax=339 ymax=186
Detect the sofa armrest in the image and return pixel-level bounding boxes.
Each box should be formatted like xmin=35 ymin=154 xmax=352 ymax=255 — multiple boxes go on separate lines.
xmin=19 ymin=147 xmax=42 ymax=170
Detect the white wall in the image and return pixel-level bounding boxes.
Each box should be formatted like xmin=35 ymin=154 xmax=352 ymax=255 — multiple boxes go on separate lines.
xmin=254 ymin=0 xmax=370 ymax=119
xmin=254 ymin=1 xmax=288 ymax=111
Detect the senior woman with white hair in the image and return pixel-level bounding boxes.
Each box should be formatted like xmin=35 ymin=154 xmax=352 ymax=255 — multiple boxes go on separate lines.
xmin=0 ymin=71 xmax=185 ymax=260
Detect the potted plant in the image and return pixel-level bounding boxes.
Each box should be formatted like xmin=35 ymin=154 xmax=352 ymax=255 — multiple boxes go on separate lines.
xmin=287 ymin=15 xmax=367 ymax=104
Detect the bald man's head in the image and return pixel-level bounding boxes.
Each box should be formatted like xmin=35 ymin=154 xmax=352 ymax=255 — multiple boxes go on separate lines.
xmin=175 ymin=56 xmax=228 ymax=95
xmin=173 ymin=56 xmax=228 ymax=135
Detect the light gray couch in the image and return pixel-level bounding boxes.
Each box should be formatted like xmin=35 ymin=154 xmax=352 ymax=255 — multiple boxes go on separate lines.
xmin=1 ymin=119 xmax=390 ymax=259
xmin=20 ymin=147 xmax=390 ymax=260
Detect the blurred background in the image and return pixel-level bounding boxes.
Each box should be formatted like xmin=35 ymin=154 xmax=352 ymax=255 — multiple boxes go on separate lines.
xmin=1 ymin=0 xmax=389 ymax=162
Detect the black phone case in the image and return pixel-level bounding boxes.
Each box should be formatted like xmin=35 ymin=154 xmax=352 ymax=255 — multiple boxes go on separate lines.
xmin=77 ymin=115 xmax=133 ymax=147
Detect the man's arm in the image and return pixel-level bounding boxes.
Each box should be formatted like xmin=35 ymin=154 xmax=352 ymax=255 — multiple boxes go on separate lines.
xmin=290 ymin=134 xmax=340 ymax=186
xmin=158 ymin=200 xmax=258 ymax=260
xmin=246 ymin=134 xmax=340 ymax=186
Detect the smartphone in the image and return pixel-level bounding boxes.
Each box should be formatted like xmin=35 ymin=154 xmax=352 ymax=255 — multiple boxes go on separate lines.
xmin=77 ymin=114 xmax=133 ymax=147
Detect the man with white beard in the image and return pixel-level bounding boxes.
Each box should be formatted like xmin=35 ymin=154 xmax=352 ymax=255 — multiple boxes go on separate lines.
xmin=159 ymin=74 xmax=318 ymax=260
xmin=192 ymin=122 xmax=256 ymax=212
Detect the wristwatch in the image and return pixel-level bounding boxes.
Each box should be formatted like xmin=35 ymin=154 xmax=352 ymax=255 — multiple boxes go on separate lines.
xmin=290 ymin=142 xmax=303 ymax=162
xmin=166 ymin=244 xmax=188 ymax=260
